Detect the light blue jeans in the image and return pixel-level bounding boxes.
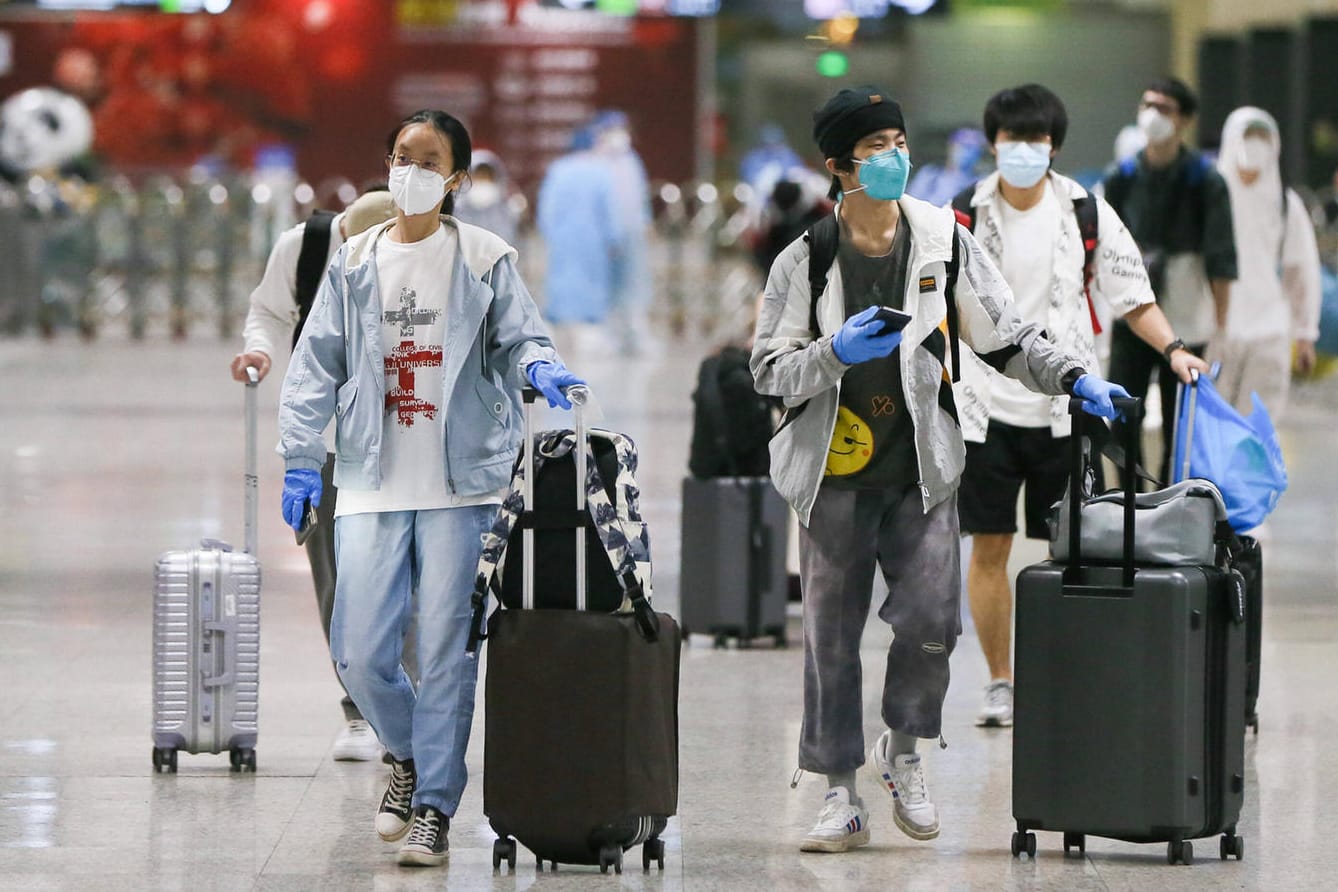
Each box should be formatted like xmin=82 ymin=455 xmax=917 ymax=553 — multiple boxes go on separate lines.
xmin=331 ymin=506 xmax=494 ymax=815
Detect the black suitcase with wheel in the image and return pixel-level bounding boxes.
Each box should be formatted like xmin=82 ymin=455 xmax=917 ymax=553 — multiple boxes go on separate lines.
xmin=678 ymin=476 xmax=789 ymax=647
xmin=468 ymin=387 xmax=679 ymax=875
xmin=1011 ymin=396 xmax=1247 ymax=865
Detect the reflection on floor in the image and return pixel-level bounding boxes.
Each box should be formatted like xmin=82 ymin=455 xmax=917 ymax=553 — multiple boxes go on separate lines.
xmin=1 ymin=333 xmax=1335 ymax=890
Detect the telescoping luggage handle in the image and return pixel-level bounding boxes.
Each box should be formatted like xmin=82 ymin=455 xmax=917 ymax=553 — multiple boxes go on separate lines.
xmin=462 ymin=383 xmax=659 ymax=652
xmin=520 ymin=383 xmax=592 ymax=613
xmin=1067 ymin=394 xmax=1142 ymax=589
xmin=200 ymin=367 xmax=260 ymax=556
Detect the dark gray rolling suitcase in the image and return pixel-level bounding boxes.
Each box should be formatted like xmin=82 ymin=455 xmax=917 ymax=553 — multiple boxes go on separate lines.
xmin=1011 ymin=396 xmax=1247 ymax=865
xmin=151 ymin=367 xmax=262 ymax=773
xmin=679 ymin=476 xmax=788 ymax=647
xmin=469 ymin=386 xmax=680 ymax=875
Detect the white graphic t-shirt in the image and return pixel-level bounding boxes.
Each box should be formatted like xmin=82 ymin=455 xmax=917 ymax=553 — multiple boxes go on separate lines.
xmin=336 ymin=225 xmax=504 ymax=517
xmin=989 ymin=182 xmax=1059 ymax=429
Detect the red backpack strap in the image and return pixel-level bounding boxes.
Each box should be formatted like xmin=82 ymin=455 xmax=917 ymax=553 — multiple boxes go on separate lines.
xmin=1073 ymin=191 xmax=1101 ymax=336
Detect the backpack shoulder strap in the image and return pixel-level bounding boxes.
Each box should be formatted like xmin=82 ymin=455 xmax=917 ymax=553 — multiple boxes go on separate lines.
xmin=293 ymin=210 xmax=337 ymax=349
xmin=945 ymin=221 xmax=962 ymax=383
xmin=1073 ymin=190 xmax=1103 ymax=336
xmin=804 ymin=213 xmax=840 ymax=336
xmin=950 ymin=183 xmax=977 ymax=231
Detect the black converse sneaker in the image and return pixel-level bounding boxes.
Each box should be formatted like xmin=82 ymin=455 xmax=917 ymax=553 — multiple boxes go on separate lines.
xmin=397 ymin=805 xmax=449 ymax=867
xmin=375 ymin=757 xmax=416 ymax=842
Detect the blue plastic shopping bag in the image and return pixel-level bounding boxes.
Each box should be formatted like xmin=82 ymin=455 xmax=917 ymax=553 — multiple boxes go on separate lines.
xmin=1172 ymin=372 xmax=1287 ymax=533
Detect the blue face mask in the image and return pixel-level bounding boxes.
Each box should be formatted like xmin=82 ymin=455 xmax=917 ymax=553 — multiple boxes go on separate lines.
xmin=848 ymin=148 xmax=912 ymax=201
xmin=996 ymin=141 xmax=1052 ymax=189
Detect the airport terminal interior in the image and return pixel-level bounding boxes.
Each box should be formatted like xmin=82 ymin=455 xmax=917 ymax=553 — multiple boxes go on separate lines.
xmin=1 ymin=331 xmax=1335 ymax=890
xmin=2 ymin=0 xmax=1338 ymax=889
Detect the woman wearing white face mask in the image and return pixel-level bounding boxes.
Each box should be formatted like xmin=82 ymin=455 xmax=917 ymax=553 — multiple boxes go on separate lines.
xmin=277 ymin=109 xmax=585 ymax=867
xmin=454 ymin=149 xmax=520 ymax=244
xmin=1212 ymin=107 xmax=1322 ymax=419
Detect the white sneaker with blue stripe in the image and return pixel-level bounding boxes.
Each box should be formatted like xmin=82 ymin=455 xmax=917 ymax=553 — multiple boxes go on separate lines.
xmin=800 ymin=786 xmax=870 ymax=853
xmin=869 ymin=730 xmax=940 ymax=840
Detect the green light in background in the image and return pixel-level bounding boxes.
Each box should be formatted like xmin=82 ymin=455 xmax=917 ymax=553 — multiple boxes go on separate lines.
xmin=816 ymin=51 xmax=850 ymax=78
xmin=160 ymin=0 xmax=182 ymax=11
xmin=596 ymin=0 xmax=639 ymax=14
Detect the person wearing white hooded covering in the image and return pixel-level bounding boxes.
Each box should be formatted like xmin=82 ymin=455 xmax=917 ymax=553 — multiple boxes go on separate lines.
xmin=1213 ymin=107 xmax=1322 ymax=419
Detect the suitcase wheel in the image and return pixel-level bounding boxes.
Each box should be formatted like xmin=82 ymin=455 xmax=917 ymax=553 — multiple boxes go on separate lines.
xmin=1220 ymin=833 xmax=1244 ymax=861
xmin=1167 ymin=839 xmax=1193 ymax=865
xmin=1247 ymin=712 xmax=1259 ymax=735
xmin=1062 ymin=832 xmax=1085 ymax=857
xmin=1010 ymin=830 xmax=1036 ymax=859
xmin=491 ymin=837 xmax=517 ymax=872
xmin=598 ymin=844 xmax=623 ymax=875
xmin=229 ymin=748 xmax=256 ymax=773
xmin=151 ymin=747 xmax=178 ymax=774
xmin=642 ymin=837 xmax=665 ymax=872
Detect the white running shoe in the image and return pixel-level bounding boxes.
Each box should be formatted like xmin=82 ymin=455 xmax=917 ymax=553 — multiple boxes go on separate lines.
xmin=976 ymin=679 xmax=1014 ymax=728
xmin=333 ymin=719 xmax=384 ymax=762
xmin=800 ymin=786 xmax=870 ymax=853
xmin=869 ymin=731 xmax=940 ymax=840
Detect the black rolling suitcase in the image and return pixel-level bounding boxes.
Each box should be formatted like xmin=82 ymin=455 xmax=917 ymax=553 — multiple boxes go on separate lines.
xmin=1011 ymin=396 xmax=1248 ymax=866
xmin=679 ymin=476 xmax=789 ymax=647
xmin=467 ymin=386 xmax=680 ymax=875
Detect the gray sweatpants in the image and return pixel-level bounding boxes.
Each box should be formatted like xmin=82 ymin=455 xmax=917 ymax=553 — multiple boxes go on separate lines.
xmin=798 ymin=484 xmax=962 ymax=775
xmin=309 ymin=453 xmax=419 ymax=721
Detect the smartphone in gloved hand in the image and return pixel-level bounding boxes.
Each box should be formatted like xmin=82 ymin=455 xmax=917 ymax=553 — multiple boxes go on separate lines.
xmin=294 ymin=502 xmax=319 ymax=546
xmin=873 ymin=306 xmax=913 ymax=337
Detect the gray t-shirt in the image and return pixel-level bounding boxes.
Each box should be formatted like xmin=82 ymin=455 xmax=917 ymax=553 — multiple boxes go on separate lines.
xmin=824 ymin=218 xmax=919 ymax=491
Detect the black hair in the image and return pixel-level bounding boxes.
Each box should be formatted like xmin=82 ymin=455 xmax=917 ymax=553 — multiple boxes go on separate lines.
xmin=827 ymin=149 xmax=856 ymax=201
xmin=983 ymin=84 xmax=1068 ymax=150
xmin=1144 ymin=76 xmax=1198 ymax=118
xmin=386 ymin=109 xmax=472 ymax=215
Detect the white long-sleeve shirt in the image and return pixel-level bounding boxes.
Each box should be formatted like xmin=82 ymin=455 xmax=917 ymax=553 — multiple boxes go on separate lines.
xmin=242 ymin=213 xmax=345 ymax=451
xmin=1224 ymin=190 xmax=1322 ymax=344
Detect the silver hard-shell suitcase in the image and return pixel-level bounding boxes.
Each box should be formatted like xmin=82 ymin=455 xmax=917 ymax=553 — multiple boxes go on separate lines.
xmin=151 ymin=367 xmax=262 ymax=773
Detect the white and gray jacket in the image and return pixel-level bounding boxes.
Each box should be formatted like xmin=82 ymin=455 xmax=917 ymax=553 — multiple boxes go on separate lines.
xmin=750 ymin=195 xmax=1084 ymax=526
xmin=277 ymin=217 xmax=558 ymax=495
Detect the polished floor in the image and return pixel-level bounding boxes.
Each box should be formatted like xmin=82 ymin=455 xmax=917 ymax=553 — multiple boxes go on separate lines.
xmin=1 ymin=328 xmax=1336 ymax=891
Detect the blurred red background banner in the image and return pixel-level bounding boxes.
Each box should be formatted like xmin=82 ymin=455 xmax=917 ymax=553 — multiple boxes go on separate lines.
xmin=0 ymin=0 xmax=700 ymax=194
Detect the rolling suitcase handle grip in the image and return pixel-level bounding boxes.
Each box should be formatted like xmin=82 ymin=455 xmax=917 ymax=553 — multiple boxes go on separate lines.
xmin=200 ymin=620 xmax=234 ymax=688
xmin=1067 ymin=395 xmax=1143 ymax=588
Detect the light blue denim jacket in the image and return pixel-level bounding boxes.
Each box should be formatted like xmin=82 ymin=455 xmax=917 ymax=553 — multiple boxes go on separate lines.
xmin=277 ymin=217 xmax=559 ymax=496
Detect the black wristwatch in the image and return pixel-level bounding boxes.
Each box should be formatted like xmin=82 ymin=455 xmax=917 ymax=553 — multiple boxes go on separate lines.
xmin=1162 ymin=338 xmax=1187 ymax=362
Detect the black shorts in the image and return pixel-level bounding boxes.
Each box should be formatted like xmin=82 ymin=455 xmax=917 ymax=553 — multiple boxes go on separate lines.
xmin=958 ymin=420 xmax=1070 ymax=540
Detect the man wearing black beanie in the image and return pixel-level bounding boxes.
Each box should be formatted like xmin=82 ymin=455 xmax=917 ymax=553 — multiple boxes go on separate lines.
xmin=750 ymin=85 xmax=1131 ymax=854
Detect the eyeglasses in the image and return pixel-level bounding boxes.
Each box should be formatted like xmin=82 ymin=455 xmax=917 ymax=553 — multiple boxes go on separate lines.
xmin=1139 ymin=99 xmax=1179 ymax=117
xmin=387 ymin=153 xmax=445 ymax=175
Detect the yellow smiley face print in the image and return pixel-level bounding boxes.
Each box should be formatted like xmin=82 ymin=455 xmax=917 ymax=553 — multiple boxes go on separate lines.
xmin=825 ymin=405 xmax=874 ymax=477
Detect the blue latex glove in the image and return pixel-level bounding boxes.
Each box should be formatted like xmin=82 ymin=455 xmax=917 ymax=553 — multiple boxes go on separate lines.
xmin=281 ymin=469 xmax=322 ymax=532
xmin=1073 ymin=373 xmax=1132 ymax=420
xmin=832 ymin=305 xmax=904 ymax=365
xmin=526 ymin=360 xmax=587 ymax=410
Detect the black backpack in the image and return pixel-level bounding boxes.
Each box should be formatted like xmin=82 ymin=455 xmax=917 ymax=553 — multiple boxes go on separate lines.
xmin=292 ymin=209 xmax=337 ymax=349
xmin=950 ymin=183 xmax=1104 ymax=335
xmin=803 ymin=212 xmax=964 ymax=382
xmin=688 ymin=346 xmax=776 ymax=478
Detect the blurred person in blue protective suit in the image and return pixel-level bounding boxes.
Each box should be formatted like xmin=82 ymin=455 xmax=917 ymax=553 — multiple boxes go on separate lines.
xmin=591 ymin=110 xmax=655 ymax=355
xmin=453 ymin=148 xmax=521 ymax=245
xmin=906 ymin=127 xmax=987 ymax=208
xmin=1211 ymin=107 xmax=1322 ymax=419
xmin=750 ymin=84 xmax=1130 ymax=857
xmin=741 ymin=122 xmax=806 ymax=195
xmin=276 ymin=109 xmax=584 ymax=869
xmin=536 ymin=124 xmax=624 ymax=342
